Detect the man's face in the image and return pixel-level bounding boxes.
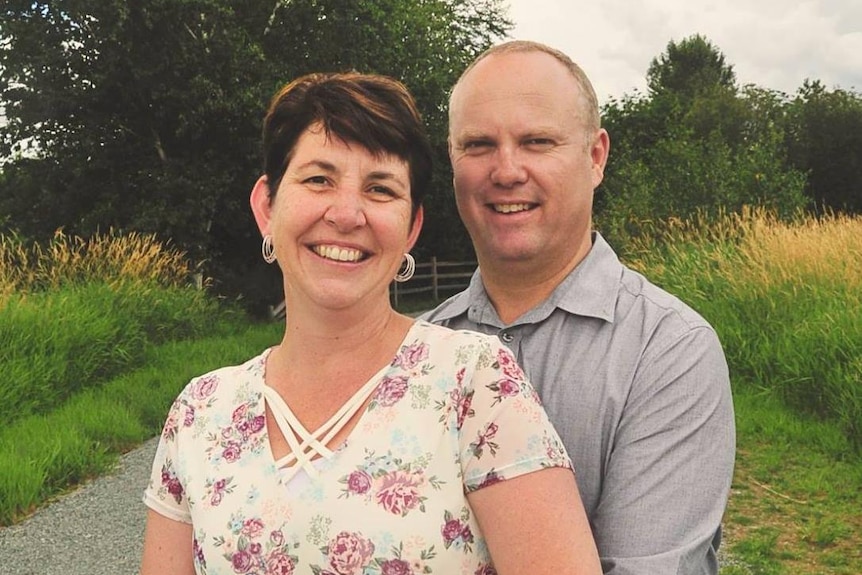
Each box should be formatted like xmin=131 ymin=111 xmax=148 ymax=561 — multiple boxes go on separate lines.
xmin=448 ymin=51 xmax=608 ymax=276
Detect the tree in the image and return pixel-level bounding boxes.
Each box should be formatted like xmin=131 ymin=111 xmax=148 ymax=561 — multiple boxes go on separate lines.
xmin=0 ymin=0 xmax=511 ymax=311
xmin=597 ymin=35 xmax=808 ymax=249
xmin=646 ymin=34 xmax=736 ymax=103
xmin=785 ymin=80 xmax=862 ymax=214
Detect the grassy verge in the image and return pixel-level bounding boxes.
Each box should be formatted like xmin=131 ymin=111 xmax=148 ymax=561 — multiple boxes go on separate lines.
xmin=0 ymin=321 xmax=282 ymax=525
xmin=723 ymin=388 xmax=862 ymax=574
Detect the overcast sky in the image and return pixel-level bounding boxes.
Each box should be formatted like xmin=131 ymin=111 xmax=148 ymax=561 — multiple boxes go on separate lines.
xmin=506 ymin=0 xmax=862 ymax=104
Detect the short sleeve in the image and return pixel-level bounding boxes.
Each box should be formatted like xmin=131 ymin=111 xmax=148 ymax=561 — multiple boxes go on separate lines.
xmin=142 ymin=388 xmax=193 ymax=524
xmin=458 ymin=338 xmax=572 ymax=491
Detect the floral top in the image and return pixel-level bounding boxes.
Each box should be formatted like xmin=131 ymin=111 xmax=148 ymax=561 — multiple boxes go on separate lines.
xmin=144 ymin=320 xmax=572 ymax=575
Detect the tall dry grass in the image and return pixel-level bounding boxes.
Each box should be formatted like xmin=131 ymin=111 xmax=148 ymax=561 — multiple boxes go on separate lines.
xmin=0 ymin=228 xmax=198 ymax=303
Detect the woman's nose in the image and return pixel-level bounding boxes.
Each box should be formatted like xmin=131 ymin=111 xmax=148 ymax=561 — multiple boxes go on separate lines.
xmin=323 ymin=189 xmax=367 ymax=231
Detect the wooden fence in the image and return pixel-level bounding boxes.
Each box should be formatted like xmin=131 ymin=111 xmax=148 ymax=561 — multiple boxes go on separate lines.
xmin=269 ymin=257 xmax=476 ymax=319
xmin=390 ymin=257 xmax=476 ymax=308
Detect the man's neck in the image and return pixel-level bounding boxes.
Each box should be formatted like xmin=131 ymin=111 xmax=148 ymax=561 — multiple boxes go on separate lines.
xmin=480 ymin=242 xmax=593 ymax=325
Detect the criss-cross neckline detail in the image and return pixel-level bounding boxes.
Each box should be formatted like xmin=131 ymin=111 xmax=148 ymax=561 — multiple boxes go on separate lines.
xmin=263 ymin=373 xmax=384 ymax=482
xmin=260 ymin=320 xmax=421 ymax=483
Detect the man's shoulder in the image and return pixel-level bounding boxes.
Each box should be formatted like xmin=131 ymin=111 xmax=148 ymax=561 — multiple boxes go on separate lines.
xmin=615 ymin=262 xmax=717 ymax=337
xmin=420 ymin=288 xmax=472 ymax=324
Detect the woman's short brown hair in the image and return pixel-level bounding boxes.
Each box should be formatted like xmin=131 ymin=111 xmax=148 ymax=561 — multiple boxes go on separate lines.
xmin=262 ymin=72 xmax=432 ymax=223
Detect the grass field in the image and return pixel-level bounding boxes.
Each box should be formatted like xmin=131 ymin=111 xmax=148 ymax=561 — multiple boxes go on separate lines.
xmin=1 ymin=216 xmax=860 ymax=573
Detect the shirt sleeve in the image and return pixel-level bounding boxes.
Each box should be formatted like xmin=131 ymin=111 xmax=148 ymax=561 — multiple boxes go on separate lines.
xmin=458 ymin=337 xmax=572 ymax=492
xmin=142 ymin=388 xmax=194 ymax=524
xmin=594 ymin=326 xmax=735 ymax=575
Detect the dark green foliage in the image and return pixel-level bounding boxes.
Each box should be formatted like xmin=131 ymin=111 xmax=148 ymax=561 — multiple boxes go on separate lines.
xmin=596 ymin=35 xmax=810 ymax=250
xmin=0 ymin=0 xmax=510 ymax=312
xmin=785 ymin=80 xmax=862 ymax=214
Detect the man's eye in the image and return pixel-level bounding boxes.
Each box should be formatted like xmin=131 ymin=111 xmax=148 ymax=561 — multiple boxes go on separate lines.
xmin=304 ymin=175 xmax=328 ymax=185
xmin=462 ymin=141 xmax=492 ymax=154
xmin=525 ymin=138 xmax=554 ymax=148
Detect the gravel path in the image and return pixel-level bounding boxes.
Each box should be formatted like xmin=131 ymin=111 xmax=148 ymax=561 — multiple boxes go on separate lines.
xmin=0 ymin=437 xmax=158 ymax=575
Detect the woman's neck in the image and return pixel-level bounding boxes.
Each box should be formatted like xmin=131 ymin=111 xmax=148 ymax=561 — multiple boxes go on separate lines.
xmin=268 ymin=293 xmax=412 ymax=388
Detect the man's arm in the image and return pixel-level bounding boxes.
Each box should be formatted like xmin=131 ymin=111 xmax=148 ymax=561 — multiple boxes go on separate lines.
xmin=593 ymin=326 xmax=735 ymax=575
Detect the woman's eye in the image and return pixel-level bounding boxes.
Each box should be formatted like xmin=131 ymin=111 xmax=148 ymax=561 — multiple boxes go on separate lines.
xmin=369 ymin=185 xmax=396 ymax=198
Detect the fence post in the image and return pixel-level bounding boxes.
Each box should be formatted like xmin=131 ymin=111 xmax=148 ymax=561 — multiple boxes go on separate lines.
xmin=432 ymin=256 xmax=438 ymax=301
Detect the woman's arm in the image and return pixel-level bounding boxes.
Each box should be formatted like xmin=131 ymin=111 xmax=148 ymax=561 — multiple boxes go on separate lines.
xmin=467 ymin=467 xmax=601 ymax=575
xmin=139 ymin=509 xmax=196 ymax=575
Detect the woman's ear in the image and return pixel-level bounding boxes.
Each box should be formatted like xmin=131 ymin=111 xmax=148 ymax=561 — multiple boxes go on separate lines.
xmin=250 ymin=176 xmax=273 ymax=235
xmin=406 ymin=205 xmax=424 ymax=252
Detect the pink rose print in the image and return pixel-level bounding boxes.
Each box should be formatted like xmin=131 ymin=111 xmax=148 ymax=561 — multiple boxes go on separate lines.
xmin=270 ymin=529 xmax=285 ymax=546
xmin=193 ymin=536 xmax=206 ymax=569
xmin=209 ymin=478 xmax=231 ymax=506
xmin=346 ymin=470 xmax=372 ymax=495
xmin=183 ymin=405 xmax=195 ymax=427
xmin=375 ymin=470 xmax=424 ymax=516
xmin=222 ymin=441 xmax=242 ymax=463
xmin=393 ymin=342 xmax=429 ymax=369
xmin=250 ymin=414 xmax=265 ymax=434
xmin=451 ymin=386 xmax=475 ymax=430
xmin=374 ymin=376 xmax=409 ymax=407
xmin=241 ymin=518 xmax=264 ymax=538
xmin=475 ymin=564 xmax=498 ymax=575
xmin=160 ymin=463 xmax=184 ymax=504
xmin=232 ymin=404 xmax=248 ymax=425
xmin=380 ymin=558 xmax=413 ymax=575
xmin=441 ymin=513 xmax=474 ymax=551
xmin=231 ymin=549 xmax=253 ymax=572
xmin=327 ymin=531 xmax=375 ymax=575
xmin=162 ymin=410 xmax=179 ymax=441
xmin=496 ymin=348 xmax=524 ymax=379
xmin=470 ymin=422 xmax=500 ymax=458
xmin=488 ymin=376 xmax=521 ymax=405
xmin=191 ymin=374 xmax=219 ymax=400
xmin=266 ymin=550 xmax=296 ymax=575
xmin=477 ymin=470 xmax=503 ymax=490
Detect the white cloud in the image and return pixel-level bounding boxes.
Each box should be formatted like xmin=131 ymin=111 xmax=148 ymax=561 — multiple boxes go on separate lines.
xmin=506 ymin=0 xmax=862 ymax=102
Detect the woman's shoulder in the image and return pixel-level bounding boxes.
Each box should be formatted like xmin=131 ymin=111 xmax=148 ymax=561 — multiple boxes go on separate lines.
xmin=409 ymin=320 xmax=507 ymax=369
xmin=412 ymin=319 xmax=501 ymax=348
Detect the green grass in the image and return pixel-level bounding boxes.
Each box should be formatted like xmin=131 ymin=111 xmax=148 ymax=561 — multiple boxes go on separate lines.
xmin=0 ymin=281 xmax=233 ymax=426
xmin=722 ymin=387 xmax=862 ymax=574
xmin=0 ymin=321 xmax=282 ymax=525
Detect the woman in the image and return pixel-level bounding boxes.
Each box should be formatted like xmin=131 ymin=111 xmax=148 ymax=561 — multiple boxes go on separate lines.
xmin=140 ymin=72 xmax=600 ymax=575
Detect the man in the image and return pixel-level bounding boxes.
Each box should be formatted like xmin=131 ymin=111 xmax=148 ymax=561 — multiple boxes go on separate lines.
xmin=423 ymin=40 xmax=736 ymax=574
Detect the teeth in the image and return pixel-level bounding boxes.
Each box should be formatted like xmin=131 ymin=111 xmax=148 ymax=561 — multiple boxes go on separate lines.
xmin=313 ymin=245 xmax=364 ymax=262
xmin=494 ymin=203 xmax=531 ymax=214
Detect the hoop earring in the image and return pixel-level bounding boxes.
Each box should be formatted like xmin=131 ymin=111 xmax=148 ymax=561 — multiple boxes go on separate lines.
xmin=261 ymin=235 xmax=276 ymax=264
xmin=394 ymin=253 xmax=415 ymax=283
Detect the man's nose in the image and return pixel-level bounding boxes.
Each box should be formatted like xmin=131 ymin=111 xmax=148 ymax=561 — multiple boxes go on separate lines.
xmin=490 ymin=148 xmax=528 ymax=187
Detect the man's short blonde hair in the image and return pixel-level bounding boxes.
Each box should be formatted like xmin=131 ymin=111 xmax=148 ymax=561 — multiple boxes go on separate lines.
xmin=451 ymin=40 xmax=601 ymax=134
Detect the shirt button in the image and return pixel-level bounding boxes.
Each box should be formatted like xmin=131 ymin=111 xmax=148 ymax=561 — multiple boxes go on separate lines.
xmin=500 ymin=331 xmax=514 ymax=343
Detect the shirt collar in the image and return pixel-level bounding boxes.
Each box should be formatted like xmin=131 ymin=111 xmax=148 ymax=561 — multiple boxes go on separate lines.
xmin=432 ymin=232 xmax=621 ymax=327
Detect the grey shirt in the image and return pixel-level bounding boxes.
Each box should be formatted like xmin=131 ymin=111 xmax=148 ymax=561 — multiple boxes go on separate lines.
xmin=422 ymin=233 xmax=736 ymax=575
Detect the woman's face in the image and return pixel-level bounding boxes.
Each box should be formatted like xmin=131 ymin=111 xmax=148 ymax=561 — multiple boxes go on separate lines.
xmin=251 ymin=123 xmax=423 ymax=312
